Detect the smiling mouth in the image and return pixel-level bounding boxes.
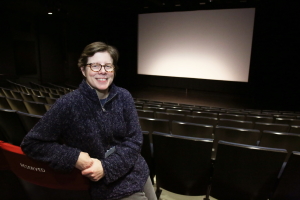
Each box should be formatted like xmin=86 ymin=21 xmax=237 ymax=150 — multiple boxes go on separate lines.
xmin=96 ymin=78 xmax=107 ymax=81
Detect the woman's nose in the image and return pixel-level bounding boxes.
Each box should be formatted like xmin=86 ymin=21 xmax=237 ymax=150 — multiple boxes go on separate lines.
xmin=98 ymin=67 xmax=107 ymax=73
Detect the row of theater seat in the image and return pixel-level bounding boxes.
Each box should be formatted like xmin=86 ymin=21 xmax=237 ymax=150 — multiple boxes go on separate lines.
xmin=134 ymin=98 xmax=300 ymax=115
xmin=145 ymin=131 xmax=300 ymax=200
xmin=140 ymin=118 xmax=300 ymax=159
xmin=137 ymin=107 xmax=300 ymax=122
xmin=0 ymin=96 xmax=50 ymax=115
xmin=0 ymin=87 xmax=59 ymax=103
xmin=138 ymin=114 xmax=300 ymax=135
xmin=7 ymin=80 xmax=72 ymax=96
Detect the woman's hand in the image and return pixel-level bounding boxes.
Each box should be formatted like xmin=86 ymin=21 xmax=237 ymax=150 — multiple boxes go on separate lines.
xmin=75 ymin=152 xmax=93 ymax=171
xmin=81 ymin=158 xmax=105 ymax=182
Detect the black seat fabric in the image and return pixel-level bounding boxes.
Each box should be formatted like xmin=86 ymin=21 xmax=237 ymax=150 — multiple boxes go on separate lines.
xmin=246 ymin=115 xmax=274 ymax=123
xmin=218 ymin=113 xmax=246 ymax=121
xmin=271 ymin=151 xmax=300 ymax=200
xmin=6 ymin=97 xmax=28 ymax=113
xmin=210 ymin=141 xmax=287 ymax=200
xmin=171 ymin=121 xmax=213 ymax=138
xmin=0 ymin=95 xmax=11 ymax=109
xmin=16 ymin=111 xmax=42 ymax=132
xmin=0 ymin=108 xmax=27 ymax=145
xmin=20 ymin=93 xmax=35 ymax=102
xmin=139 ymin=117 xmax=170 ymax=134
xmin=166 ymin=108 xmax=191 ymax=115
xmin=212 ymin=125 xmax=261 ymax=159
xmin=275 ymin=118 xmax=300 ymax=126
xmin=192 ymin=111 xmax=218 ymax=118
xmin=185 ymin=115 xmax=218 ymax=127
xmin=289 ymin=125 xmax=300 ymax=134
xmin=218 ymin=118 xmax=253 ymax=129
xmin=23 ymin=101 xmax=47 ymax=115
xmin=136 ymin=109 xmax=155 ymax=118
xmin=259 ymin=131 xmax=300 ymax=161
xmin=254 ymin=122 xmax=290 ymax=134
xmin=155 ymin=112 xmax=185 ymax=122
xmin=32 ymin=95 xmax=48 ymax=104
xmin=152 ymin=132 xmax=213 ymax=198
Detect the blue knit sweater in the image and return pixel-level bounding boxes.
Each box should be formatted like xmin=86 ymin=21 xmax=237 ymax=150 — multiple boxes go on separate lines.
xmin=21 ymin=80 xmax=149 ymax=200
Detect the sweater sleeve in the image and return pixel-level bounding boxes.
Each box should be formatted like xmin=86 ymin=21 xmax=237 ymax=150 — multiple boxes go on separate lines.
xmin=101 ymin=92 xmax=144 ymax=184
xmin=20 ymin=98 xmax=81 ymax=172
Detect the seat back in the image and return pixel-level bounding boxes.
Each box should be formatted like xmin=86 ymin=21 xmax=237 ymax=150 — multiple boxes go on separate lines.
xmin=0 ymin=141 xmax=9 ymax=170
xmin=254 ymin=122 xmax=290 ymax=134
xmin=186 ymin=115 xmax=218 ymax=127
xmin=210 ymin=140 xmax=287 ymax=200
xmin=155 ymin=112 xmax=185 ymax=122
xmin=155 ymin=112 xmax=186 ymax=131
xmin=10 ymin=90 xmax=23 ymax=100
xmin=1 ymin=142 xmax=89 ymax=190
xmin=271 ymin=151 xmax=300 ymax=200
xmin=0 ymin=95 xmax=11 ymax=109
xmin=17 ymin=111 xmax=42 ymax=132
xmin=45 ymin=97 xmax=57 ymax=105
xmin=6 ymin=97 xmax=28 ymax=113
xmin=139 ymin=117 xmax=170 ymax=134
xmin=192 ymin=111 xmax=218 ymax=118
xmin=172 ymin=121 xmax=213 ymax=138
xmin=166 ymin=108 xmax=191 ymax=115
xmin=246 ymin=115 xmax=274 ymax=123
xmin=0 ymin=108 xmax=27 ymax=145
xmin=218 ymin=118 xmax=253 ymax=129
xmin=259 ymin=131 xmax=300 ymax=161
xmin=1 ymin=88 xmax=14 ymax=98
xmin=213 ymin=125 xmax=260 ymax=159
xmin=275 ymin=118 xmax=300 ymax=126
xmin=0 ymin=141 xmax=30 ymax=200
xmin=24 ymin=101 xmax=47 ymax=115
xmin=153 ymin=132 xmax=213 ymax=197
xmin=218 ymin=113 xmax=245 ymax=120
xmin=32 ymin=95 xmax=48 ymax=104
xmin=136 ymin=109 xmax=155 ymax=118
xmin=21 ymin=92 xmax=35 ymax=101
xmin=290 ymin=125 xmax=300 ymax=134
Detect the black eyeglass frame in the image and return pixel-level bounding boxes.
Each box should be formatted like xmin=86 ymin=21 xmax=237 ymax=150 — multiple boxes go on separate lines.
xmin=86 ymin=63 xmax=115 ymax=72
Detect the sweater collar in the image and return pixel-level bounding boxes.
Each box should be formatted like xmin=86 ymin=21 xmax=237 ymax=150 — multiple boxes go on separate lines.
xmin=79 ymin=80 xmax=118 ymax=104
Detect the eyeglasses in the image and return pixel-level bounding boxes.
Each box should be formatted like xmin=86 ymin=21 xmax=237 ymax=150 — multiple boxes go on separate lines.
xmin=86 ymin=63 xmax=114 ymax=72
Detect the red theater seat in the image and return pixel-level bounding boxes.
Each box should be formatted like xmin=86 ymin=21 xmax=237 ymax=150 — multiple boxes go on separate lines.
xmin=1 ymin=142 xmax=89 ymax=190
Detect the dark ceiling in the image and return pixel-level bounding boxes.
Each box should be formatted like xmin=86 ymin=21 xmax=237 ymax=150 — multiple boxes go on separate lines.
xmin=1 ymin=0 xmax=260 ymax=18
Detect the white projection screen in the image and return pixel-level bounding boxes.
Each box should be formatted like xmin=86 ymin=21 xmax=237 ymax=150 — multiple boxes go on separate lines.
xmin=138 ymin=8 xmax=255 ymax=82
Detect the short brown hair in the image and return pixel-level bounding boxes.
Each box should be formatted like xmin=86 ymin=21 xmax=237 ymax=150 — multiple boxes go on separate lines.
xmin=78 ymin=41 xmax=119 ymax=71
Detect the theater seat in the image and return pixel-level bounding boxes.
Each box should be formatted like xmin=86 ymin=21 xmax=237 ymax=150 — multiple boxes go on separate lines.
xmin=0 ymin=141 xmax=9 ymax=170
xmin=152 ymin=132 xmax=213 ymax=198
xmin=209 ymin=140 xmax=287 ymax=200
xmin=1 ymin=142 xmax=90 ymax=191
xmin=0 ymin=140 xmax=30 ymax=200
xmin=271 ymin=151 xmax=300 ymax=200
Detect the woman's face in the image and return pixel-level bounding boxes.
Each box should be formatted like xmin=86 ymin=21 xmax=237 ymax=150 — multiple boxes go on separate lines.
xmin=81 ymin=52 xmax=115 ymax=93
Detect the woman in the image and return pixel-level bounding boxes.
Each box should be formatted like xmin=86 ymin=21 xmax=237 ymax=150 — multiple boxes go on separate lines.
xmin=21 ymin=42 xmax=157 ymax=200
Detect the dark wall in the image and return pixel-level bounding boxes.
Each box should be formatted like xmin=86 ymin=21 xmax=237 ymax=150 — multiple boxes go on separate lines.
xmin=0 ymin=2 xmax=299 ymax=110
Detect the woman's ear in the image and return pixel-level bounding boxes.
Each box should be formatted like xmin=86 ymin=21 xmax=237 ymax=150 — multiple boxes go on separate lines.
xmin=81 ymin=67 xmax=86 ymax=77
